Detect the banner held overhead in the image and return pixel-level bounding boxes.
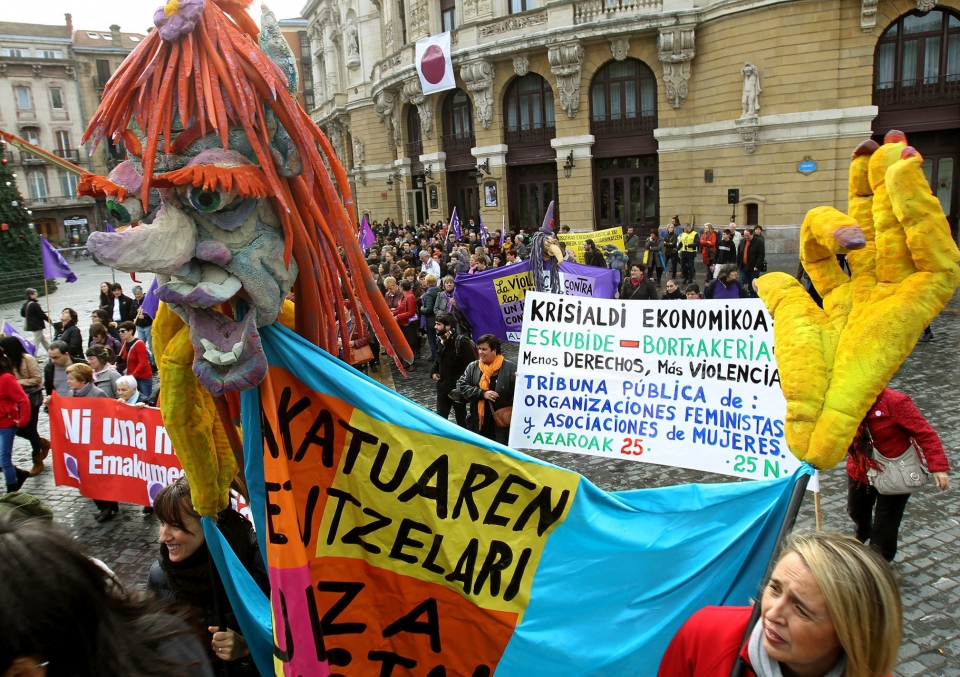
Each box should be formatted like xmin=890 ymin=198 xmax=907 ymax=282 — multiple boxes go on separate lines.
xmin=416 ymin=32 xmax=456 ymax=95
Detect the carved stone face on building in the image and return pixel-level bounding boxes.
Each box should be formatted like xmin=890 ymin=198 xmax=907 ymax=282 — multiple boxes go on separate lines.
xmin=88 ymin=134 xmax=298 ymax=396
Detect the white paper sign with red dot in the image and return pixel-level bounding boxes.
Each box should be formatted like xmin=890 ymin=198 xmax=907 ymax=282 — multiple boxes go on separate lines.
xmin=415 ymin=32 xmax=456 ymax=95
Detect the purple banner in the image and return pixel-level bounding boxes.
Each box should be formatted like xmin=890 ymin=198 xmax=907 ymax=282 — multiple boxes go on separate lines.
xmin=140 ymin=276 xmax=160 ymax=319
xmin=2 ymin=322 xmax=37 ymax=356
xmin=451 ymin=207 xmax=461 ymax=241
xmin=359 ymin=214 xmax=375 ymax=251
xmin=453 ymin=260 xmax=620 ymax=343
xmin=40 ymin=236 xmax=77 ymax=283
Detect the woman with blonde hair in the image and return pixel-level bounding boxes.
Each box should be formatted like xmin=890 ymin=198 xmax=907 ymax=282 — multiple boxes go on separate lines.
xmin=659 ymin=531 xmax=901 ymax=677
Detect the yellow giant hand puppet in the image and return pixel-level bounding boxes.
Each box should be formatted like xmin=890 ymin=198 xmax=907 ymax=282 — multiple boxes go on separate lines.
xmin=757 ymin=131 xmax=960 ymax=470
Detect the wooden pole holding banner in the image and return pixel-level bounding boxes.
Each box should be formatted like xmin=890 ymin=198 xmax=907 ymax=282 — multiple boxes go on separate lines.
xmin=43 ymin=279 xmax=53 ymax=342
xmin=728 ymin=471 xmax=811 ymax=677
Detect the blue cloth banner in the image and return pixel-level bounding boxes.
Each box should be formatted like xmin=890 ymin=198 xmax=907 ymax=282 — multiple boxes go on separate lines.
xmin=40 ymin=236 xmax=77 ymax=283
xmin=2 ymin=322 xmax=36 ymax=356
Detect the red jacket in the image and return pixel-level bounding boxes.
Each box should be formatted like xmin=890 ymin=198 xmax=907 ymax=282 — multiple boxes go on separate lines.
xmin=120 ymin=338 xmax=152 ymax=379
xmin=0 ymin=372 xmax=31 ymax=429
xmin=394 ymin=290 xmax=418 ymax=324
xmin=658 ymin=606 xmax=755 ymax=677
xmin=846 ymin=388 xmax=949 ymax=483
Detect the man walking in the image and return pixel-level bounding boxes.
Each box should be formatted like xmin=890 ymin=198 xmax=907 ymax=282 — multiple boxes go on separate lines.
xmin=583 ymin=239 xmax=606 ymax=268
xmin=431 ymin=312 xmax=475 ymax=428
xmin=42 ymin=341 xmax=73 ymax=398
xmin=663 ymin=219 xmax=679 ymax=279
xmin=624 ymin=225 xmax=641 ymax=268
xmin=20 ymin=288 xmax=49 ymax=355
xmin=737 ymin=228 xmax=765 ymax=296
xmin=118 ymin=321 xmax=153 ymax=399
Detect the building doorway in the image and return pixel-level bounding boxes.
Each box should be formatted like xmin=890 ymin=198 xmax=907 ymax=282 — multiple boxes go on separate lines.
xmin=508 ymin=163 xmax=558 ymax=232
xmin=446 ymin=170 xmax=480 ymax=225
xmin=594 ymin=155 xmax=657 ymax=231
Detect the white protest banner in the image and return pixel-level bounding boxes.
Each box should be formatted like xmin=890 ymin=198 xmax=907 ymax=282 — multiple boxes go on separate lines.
xmin=557 ymin=226 xmax=626 ymax=263
xmin=510 ymin=292 xmax=813 ymax=484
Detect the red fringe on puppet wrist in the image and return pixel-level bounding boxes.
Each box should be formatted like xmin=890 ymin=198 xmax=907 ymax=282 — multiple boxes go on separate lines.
xmin=151 ymin=164 xmax=270 ymax=198
xmin=77 ymin=172 xmax=128 ymax=202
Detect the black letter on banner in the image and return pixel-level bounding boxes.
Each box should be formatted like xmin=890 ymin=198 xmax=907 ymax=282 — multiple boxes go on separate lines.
xmin=452 ymin=464 xmax=499 ymax=521
xmin=389 ymin=518 xmax=432 ymax=564
xmin=473 ymin=540 xmax=514 ymax=597
xmin=472 ymin=667 xmax=492 ymax=677
xmin=296 ymin=408 xmax=334 ymax=465
xmin=303 ymin=584 xmax=327 ymax=661
xmin=484 ymin=474 xmax=536 ymax=527
xmin=421 ymin=534 xmax=445 ymax=575
xmin=368 ymin=651 xmax=417 ymax=677
xmin=300 ymin=485 xmax=321 ymax=547
xmin=513 ymin=487 xmax=570 ymax=536
xmin=325 ymin=487 xmax=360 ymax=545
xmin=397 ymin=455 xmax=449 ymax=519
xmin=317 ymin=581 xmax=367 ymax=635
xmin=445 ymin=538 xmax=479 ymax=594
xmin=277 ymin=387 xmax=312 ymax=460
xmin=273 ymin=588 xmax=295 ymax=661
xmin=341 ymin=507 xmax=392 ymax=554
xmin=370 ymin=444 xmax=413 ymax=493
xmin=338 ymin=420 xmax=379 ymax=475
xmin=503 ymin=547 xmax=533 ymax=602
xmin=382 ymin=598 xmax=442 ymax=653
xmin=426 ymin=668 xmax=446 ymax=677
xmin=265 ymin=480 xmax=292 ymax=544
xmin=261 ymin=407 xmax=281 ymax=459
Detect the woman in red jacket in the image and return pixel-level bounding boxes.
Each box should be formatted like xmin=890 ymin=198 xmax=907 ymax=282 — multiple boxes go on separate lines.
xmin=658 ymin=532 xmax=901 ymax=677
xmin=700 ymin=224 xmax=718 ymax=279
xmin=847 ymin=387 xmax=950 ymax=562
xmin=0 ymin=347 xmax=31 ymax=493
xmin=393 ymin=279 xmax=420 ymax=369
xmin=118 ymin=320 xmax=153 ymax=400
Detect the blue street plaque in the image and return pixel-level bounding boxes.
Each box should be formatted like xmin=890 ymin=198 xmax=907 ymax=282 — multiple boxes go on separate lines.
xmin=798 ymin=160 xmax=817 ymax=175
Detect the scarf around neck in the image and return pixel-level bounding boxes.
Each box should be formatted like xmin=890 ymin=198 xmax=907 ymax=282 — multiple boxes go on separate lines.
xmin=747 ymin=619 xmax=846 ymax=677
xmin=477 ymin=354 xmax=505 ymax=428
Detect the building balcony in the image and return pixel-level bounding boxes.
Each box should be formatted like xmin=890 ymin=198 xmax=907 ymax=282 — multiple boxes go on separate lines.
xmin=24 ymin=194 xmax=94 ymax=208
xmin=406 ymin=138 xmax=423 ymax=159
xmin=53 ymin=148 xmax=81 ymax=162
xmin=873 ymin=76 xmax=960 ymax=107
xmin=442 ymin=132 xmax=476 ymax=153
xmin=573 ymin=0 xmax=663 ymax=24
xmin=590 ymin=113 xmax=656 ymax=137
xmin=504 ymin=123 xmax=556 ymax=146
xmin=19 ymin=151 xmax=45 ymax=165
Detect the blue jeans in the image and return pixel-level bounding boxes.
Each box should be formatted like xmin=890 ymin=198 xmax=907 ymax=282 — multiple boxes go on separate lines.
xmin=137 ymin=377 xmax=153 ymax=400
xmin=136 ymin=325 xmax=154 ymax=365
xmin=739 ymin=266 xmax=759 ymax=296
xmin=0 ymin=426 xmax=17 ymax=487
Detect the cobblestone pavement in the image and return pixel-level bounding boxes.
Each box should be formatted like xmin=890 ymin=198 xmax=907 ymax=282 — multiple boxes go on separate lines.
xmin=4 ymin=254 xmax=959 ymax=675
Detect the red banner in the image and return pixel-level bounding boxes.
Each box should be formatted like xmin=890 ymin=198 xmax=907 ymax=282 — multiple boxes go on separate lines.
xmin=49 ymin=394 xmax=184 ymax=506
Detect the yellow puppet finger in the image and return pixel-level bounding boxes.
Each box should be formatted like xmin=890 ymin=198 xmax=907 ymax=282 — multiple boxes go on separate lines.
xmin=869 ymin=132 xmax=916 ymax=284
xmin=846 ymin=140 xmax=878 ymax=309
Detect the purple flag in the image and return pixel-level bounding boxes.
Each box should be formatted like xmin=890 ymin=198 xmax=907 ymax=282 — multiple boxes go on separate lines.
xmin=140 ymin=276 xmax=160 ymax=319
xmin=539 ymin=200 xmax=555 ymax=234
xmin=105 ymin=221 xmax=116 ymax=233
xmin=453 ymin=259 xmax=620 ymax=343
xmin=359 ymin=214 xmax=376 ymax=251
xmin=451 ymin=207 xmax=461 ymax=241
xmin=40 ymin=236 xmax=77 ymax=283
xmin=478 ymin=213 xmax=487 ymax=242
xmin=1 ymin=322 xmax=36 ymax=356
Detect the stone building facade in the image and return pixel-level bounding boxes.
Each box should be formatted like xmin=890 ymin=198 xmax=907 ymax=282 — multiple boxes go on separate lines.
xmin=301 ymin=0 xmax=960 ymax=251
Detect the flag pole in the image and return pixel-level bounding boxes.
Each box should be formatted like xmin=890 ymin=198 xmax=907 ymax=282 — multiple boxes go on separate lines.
xmin=43 ymin=279 xmax=53 ymax=342
xmin=728 ymin=470 xmax=811 ymax=677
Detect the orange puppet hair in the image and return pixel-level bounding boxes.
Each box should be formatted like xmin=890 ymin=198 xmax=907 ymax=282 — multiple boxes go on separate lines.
xmin=81 ymin=0 xmax=411 ymax=367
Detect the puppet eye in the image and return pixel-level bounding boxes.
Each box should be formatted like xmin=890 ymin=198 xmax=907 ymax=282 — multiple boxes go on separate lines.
xmin=186 ymin=185 xmax=228 ymax=212
xmin=106 ymin=196 xmax=144 ymax=225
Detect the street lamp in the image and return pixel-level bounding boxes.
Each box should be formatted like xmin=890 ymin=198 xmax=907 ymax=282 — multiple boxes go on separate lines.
xmin=563 ymin=150 xmax=575 ymax=179
xmin=423 ymin=164 xmax=433 ymax=179
xmin=476 ymin=158 xmax=490 ymax=176
xmin=416 ymin=175 xmax=425 ymax=189
xmin=386 ymin=177 xmax=394 ymax=191
xmin=474 ymin=171 xmax=483 ymax=186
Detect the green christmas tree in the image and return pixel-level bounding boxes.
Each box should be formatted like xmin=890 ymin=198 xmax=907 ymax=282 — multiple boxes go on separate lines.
xmin=0 ymin=135 xmax=47 ymax=303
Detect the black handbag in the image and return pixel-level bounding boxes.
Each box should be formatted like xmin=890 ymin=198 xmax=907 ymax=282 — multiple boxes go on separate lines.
xmin=23 ymin=385 xmax=43 ymax=411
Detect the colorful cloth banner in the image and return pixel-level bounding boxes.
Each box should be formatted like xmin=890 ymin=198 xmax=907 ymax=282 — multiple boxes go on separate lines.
xmin=40 ymin=236 xmax=77 ymax=283
xmin=2 ymin=322 xmax=36 ymax=356
xmin=414 ymin=31 xmax=455 ymax=95
xmin=224 ymin=322 xmax=810 ymax=677
xmin=359 ymin=213 xmax=376 ymax=251
xmin=479 ymin=213 xmax=487 ymax=241
xmin=48 ymin=395 xmax=183 ymax=506
xmin=557 ymin=226 xmax=626 ymax=264
xmin=140 ymin=276 xmax=160 ymax=319
xmin=454 ymin=260 xmax=621 ymax=342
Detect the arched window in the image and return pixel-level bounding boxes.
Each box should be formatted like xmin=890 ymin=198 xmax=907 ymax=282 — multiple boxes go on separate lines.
xmin=442 ymin=89 xmax=474 ymax=154
xmin=874 ymin=9 xmax=960 ymax=105
xmin=406 ymin=106 xmax=422 ymax=159
xmin=504 ymin=73 xmax=555 ymax=145
xmin=590 ymin=59 xmax=656 ymax=136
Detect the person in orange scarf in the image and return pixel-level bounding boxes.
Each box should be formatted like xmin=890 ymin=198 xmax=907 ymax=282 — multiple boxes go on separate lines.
xmin=456 ymin=334 xmax=517 ymax=445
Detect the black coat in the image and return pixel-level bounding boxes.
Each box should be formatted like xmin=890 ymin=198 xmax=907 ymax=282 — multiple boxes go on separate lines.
xmin=583 ymin=248 xmax=606 ymax=268
xmin=134 ymin=297 xmax=154 ymax=328
xmin=54 ymin=322 xmax=84 ymax=362
xmin=432 ymin=331 xmax=476 ymax=390
xmin=20 ymin=299 xmax=48 ymax=331
xmin=736 ymin=237 xmax=765 ymax=271
xmin=715 ymin=239 xmax=738 ymax=265
xmin=458 ymin=358 xmax=517 ymax=445
xmin=107 ymin=294 xmax=137 ymax=323
xmin=620 ymin=277 xmax=658 ymax=300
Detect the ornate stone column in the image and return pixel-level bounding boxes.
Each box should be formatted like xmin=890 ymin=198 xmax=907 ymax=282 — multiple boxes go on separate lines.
xmin=401 ymin=77 xmax=434 ymax=139
xmin=374 ymin=89 xmax=402 ymax=150
xmin=549 ymin=42 xmax=584 ymax=119
xmin=657 ymin=26 xmax=695 ymax=109
xmin=321 ymin=14 xmax=341 ymax=96
xmin=460 ymin=60 xmax=496 ymax=130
